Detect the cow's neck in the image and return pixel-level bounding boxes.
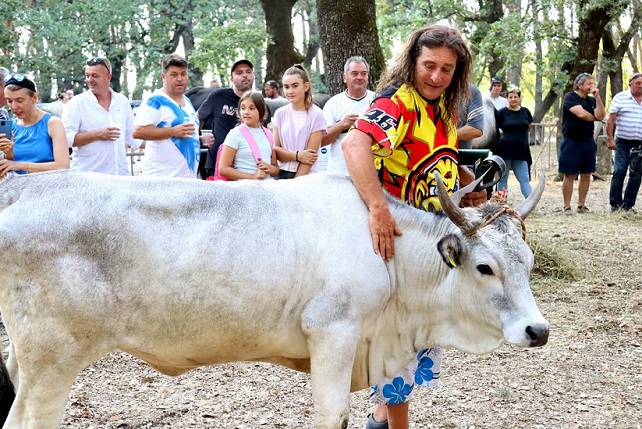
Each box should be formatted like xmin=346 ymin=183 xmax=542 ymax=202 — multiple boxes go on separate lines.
xmin=359 ymin=209 xmax=457 ymax=384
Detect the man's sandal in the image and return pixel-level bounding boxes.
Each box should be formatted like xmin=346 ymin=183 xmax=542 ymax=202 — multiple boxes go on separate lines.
xmin=365 ymin=414 xmax=389 ymax=429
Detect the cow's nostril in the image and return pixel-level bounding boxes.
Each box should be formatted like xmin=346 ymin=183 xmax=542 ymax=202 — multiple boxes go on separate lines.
xmin=526 ymin=324 xmax=549 ymax=347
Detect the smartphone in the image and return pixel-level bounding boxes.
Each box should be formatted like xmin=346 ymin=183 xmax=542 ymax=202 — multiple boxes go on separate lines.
xmin=0 ymin=120 xmax=12 ymax=139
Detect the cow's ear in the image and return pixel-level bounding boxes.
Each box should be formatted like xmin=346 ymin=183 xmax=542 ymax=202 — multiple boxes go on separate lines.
xmin=437 ymin=234 xmax=466 ymax=268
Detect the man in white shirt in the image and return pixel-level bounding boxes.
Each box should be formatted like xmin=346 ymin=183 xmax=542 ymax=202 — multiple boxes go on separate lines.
xmin=488 ymin=76 xmax=508 ymax=110
xmin=321 ymin=56 xmax=375 ymax=173
xmin=133 ymin=54 xmax=200 ymax=178
xmin=607 ymin=72 xmax=642 ymax=211
xmin=62 ymin=57 xmax=138 ymax=175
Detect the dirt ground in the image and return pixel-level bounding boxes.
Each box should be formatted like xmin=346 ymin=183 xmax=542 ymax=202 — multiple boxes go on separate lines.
xmin=3 ymin=173 xmax=642 ymax=428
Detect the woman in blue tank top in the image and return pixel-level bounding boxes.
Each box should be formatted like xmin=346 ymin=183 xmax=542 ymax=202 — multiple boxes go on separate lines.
xmin=0 ymin=74 xmax=69 ymax=175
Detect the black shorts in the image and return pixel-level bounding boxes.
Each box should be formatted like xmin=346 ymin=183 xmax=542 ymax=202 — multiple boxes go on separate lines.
xmin=278 ymin=170 xmax=296 ymax=180
xmin=558 ymin=137 xmax=596 ymax=175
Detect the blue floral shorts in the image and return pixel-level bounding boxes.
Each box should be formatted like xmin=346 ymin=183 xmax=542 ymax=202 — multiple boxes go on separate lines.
xmin=369 ymin=348 xmax=443 ymax=405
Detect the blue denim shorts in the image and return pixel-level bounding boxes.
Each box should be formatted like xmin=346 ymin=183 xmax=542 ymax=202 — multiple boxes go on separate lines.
xmin=558 ymin=137 xmax=596 ymax=174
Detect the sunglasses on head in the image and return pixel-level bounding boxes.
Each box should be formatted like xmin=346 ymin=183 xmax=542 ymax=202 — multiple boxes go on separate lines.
xmin=86 ymin=57 xmax=111 ymax=73
xmin=4 ymin=73 xmax=26 ymax=83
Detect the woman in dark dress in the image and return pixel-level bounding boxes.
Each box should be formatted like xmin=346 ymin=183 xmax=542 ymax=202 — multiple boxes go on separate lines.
xmin=496 ymin=85 xmax=533 ymax=197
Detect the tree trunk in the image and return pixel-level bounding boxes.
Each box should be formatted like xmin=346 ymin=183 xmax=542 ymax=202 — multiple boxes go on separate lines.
xmin=317 ymin=0 xmax=385 ymax=96
xmin=110 ymin=54 xmax=124 ymax=94
xmin=534 ymin=37 xmax=543 ymax=111
xmin=506 ymin=0 xmax=522 ymax=86
xmin=261 ymin=0 xmax=305 ymax=83
xmin=302 ymin=4 xmax=320 ymax=70
xmin=605 ymin=6 xmax=642 ymax=95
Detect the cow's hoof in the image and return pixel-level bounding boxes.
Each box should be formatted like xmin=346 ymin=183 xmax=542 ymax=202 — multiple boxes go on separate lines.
xmin=365 ymin=413 xmax=388 ymax=429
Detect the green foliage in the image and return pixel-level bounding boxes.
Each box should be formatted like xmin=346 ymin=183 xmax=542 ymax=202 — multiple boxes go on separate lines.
xmin=477 ymin=13 xmax=527 ymax=78
xmin=0 ymin=0 xmax=638 ymax=114
xmin=191 ymin=19 xmax=268 ymax=85
xmin=309 ymin=68 xmax=328 ymax=95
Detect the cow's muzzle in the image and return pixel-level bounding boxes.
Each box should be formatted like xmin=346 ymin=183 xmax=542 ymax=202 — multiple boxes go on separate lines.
xmin=526 ymin=323 xmax=549 ymax=347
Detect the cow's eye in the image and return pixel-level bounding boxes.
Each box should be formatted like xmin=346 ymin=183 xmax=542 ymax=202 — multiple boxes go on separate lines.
xmin=476 ymin=264 xmax=494 ymax=275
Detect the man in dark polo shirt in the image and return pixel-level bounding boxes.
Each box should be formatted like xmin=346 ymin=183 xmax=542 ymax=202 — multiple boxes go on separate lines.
xmin=558 ymin=72 xmax=605 ymax=214
xmin=197 ymin=59 xmax=254 ymax=178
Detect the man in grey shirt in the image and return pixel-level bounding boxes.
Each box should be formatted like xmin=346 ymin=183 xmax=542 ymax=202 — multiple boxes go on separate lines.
xmin=457 ymin=83 xmax=484 ymax=149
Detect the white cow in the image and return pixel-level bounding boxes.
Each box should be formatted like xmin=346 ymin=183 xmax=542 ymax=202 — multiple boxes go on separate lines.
xmin=0 ymin=170 xmax=549 ymax=429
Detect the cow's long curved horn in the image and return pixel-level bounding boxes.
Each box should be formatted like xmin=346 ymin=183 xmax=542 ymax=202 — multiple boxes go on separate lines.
xmin=449 ymin=175 xmax=485 ymax=207
xmin=514 ymin=173 xmax=546 ymax=220
xmin=436 ymin=172 xmax=473 ymax=230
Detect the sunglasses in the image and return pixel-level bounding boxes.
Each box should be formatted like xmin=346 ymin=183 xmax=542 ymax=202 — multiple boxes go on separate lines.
xmin=4 ymin=73 xmax=26 ymax=83
xmin=86 ymin=57 xmax=111 ymax=73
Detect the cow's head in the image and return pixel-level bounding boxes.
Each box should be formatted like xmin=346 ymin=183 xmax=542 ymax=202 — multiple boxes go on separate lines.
xmin=430 ymin=174 xmax=549 ymax=354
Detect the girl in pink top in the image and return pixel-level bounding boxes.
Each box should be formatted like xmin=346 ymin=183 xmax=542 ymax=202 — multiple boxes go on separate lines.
xmin=272 ymin=65 xmax=326 ymax=179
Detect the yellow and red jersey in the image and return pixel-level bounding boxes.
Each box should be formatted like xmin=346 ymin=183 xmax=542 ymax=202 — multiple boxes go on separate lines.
xmin=353 ymin=84 xmax=459 ymax=212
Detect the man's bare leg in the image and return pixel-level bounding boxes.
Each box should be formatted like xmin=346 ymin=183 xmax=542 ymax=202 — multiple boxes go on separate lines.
xmin=562 ymin=174 xmax=575 ymax=207
xmin=577 ymin=173 xmax=591 ymax=207
xmin=372 ymin=403 xmax=409 ymax=429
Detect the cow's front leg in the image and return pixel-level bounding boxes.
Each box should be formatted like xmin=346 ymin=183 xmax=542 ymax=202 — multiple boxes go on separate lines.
xmin=6 ymin=342 xmax=19 ymax=390
xmin=304 ymin=316 xmax=360 ymax=429
xmin=4 ymin=335 xmax=106 ymax=429
xmin=4 ymin=365 xmax=78 ymax=429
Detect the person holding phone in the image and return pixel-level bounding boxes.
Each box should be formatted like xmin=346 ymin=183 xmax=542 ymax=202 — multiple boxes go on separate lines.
xmin=0 ymin=74 xmax=69 ymax=175
xmin=0 ymin=119 xmax=11 ymax=160
xmin=558 ymin=72 xmax=605 ymax=214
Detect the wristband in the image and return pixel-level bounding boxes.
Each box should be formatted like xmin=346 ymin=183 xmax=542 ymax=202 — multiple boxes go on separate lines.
xmin=295 ymin=151 xmax=299 ymax=162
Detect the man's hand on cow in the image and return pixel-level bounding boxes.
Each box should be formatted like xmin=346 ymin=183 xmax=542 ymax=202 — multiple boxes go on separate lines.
xmin=174 ymin=123 xmax=195 ymax=139
xmin=369 ymin=205 xmax=403 ymax=260
xmin=298 ymin=149 xmax=318 ymax=165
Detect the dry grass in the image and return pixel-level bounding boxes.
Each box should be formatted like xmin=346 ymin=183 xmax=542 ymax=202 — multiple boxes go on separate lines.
xmin=528 ymin=234 xmax=580 ymax=281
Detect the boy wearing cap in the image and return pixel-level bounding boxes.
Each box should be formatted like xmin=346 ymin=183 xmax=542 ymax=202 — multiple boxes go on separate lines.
xmin=197 ymin=59 xmax=254 ymax=178
xmin=488 ymin=76 xmax=508 ymax=110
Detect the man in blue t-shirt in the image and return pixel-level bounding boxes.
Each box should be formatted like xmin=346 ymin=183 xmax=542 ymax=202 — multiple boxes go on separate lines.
xmin=558 ymin=72 xmax=605 ymax=214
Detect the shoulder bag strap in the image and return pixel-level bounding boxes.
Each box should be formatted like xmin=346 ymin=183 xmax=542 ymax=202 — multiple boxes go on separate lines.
xmin=238 ymin=124 xmax=263 ymax=162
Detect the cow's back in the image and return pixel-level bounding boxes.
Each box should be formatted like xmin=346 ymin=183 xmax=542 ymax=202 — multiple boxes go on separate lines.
xmin=0 ymin=171 xmax=389 ymax=372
